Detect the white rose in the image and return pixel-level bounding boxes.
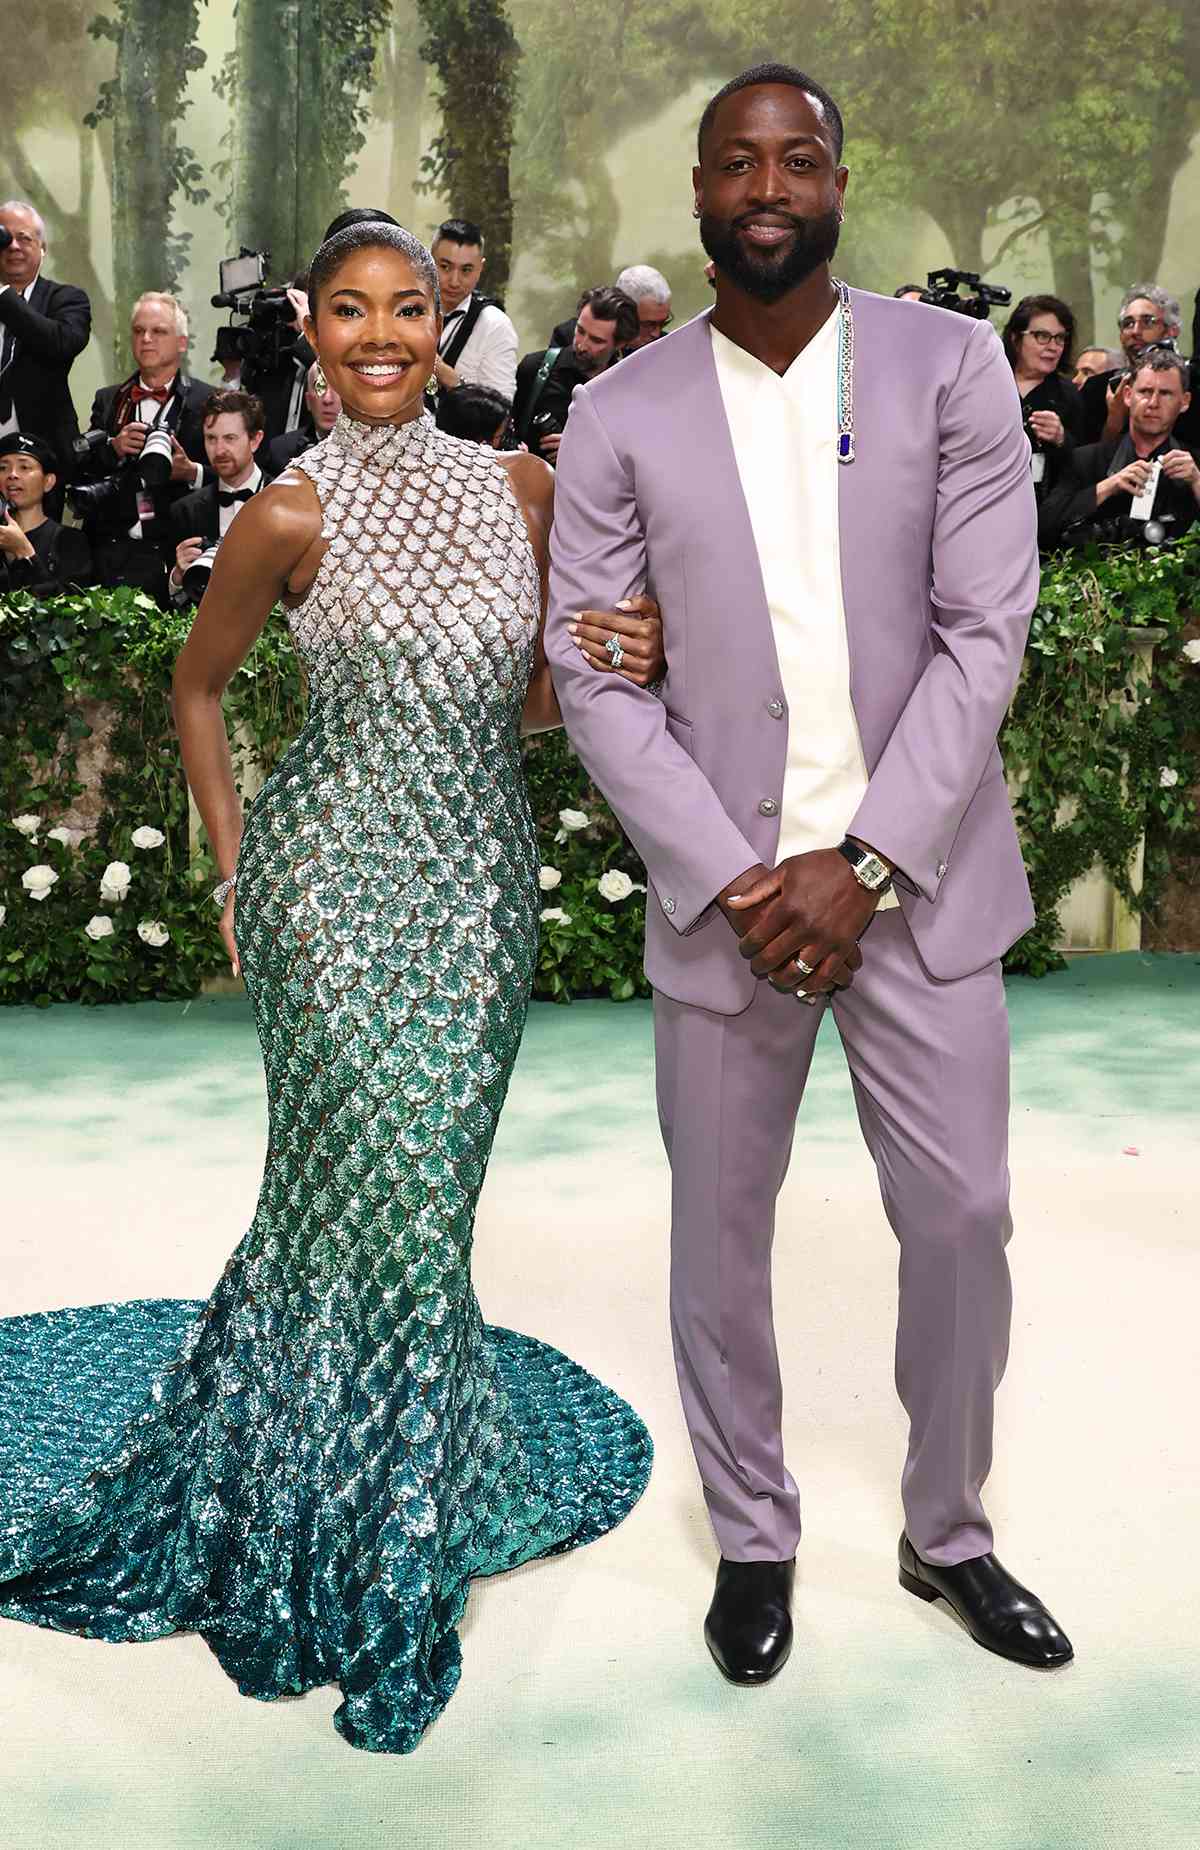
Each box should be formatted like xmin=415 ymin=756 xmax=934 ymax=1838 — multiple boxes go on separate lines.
xmin=99 ymin=859 xmax=131 ymax=903
xmin=47 ymin=825 xmax=81 ymax=849
xmin=12 ymin=814 xmax=41 ymax=839
xmin=137 ymin=920 xmax=170 ymax=947
xmin=21 ymin=864 xmax=59 ymax=901
xmin=84 ymin=914 xmax=115 ymax=941
xmin=1182 ymin=639 xmax=1200 ymax=665
xmin=538 ymin=866 xmax=562 ymax=891
xmin=539 ymin=907 xmax=572 ymax=925
xmin=130 ymin=825 xmax=166 ymax=850
xmin=558 ymin=808 xmax=590 ymax=832
xmin=0 ymin=904 xmax=6 ymax=926
xmin=597 ymin=869 xmax=635 ymax=903
xmin=1159 ymin=767 xmax=1180 ymax=789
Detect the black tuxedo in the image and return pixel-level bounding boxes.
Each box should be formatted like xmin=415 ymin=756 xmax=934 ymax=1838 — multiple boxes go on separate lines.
xmin=0 ymin=516 xmax=93 ymax=597
xmin=264 ymin=425 xmax=316 ymax=477
xmin=169 ymin=480 xmax=222 ymax=548
xmin=0 ymin=274 xmax=92 ymax=475
xmin=1038 ymin=431 xmax=1200 ymax=550
xmin=78 ymin=372 xmax=214 ymax=602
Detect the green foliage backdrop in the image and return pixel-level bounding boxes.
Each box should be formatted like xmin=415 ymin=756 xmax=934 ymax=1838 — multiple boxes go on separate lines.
xmin=2 ymin=541 xmax=1198 ymax=1007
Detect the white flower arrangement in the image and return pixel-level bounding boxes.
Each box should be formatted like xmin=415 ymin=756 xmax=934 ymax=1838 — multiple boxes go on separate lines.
xmin=538 ymin=866 xmax=562 ymax=891
xmin=47 ymin=825 xmax=81 ymax=849
xmin=21 ymin=864 xmax=59 ymax=901
xmin=1181 ymin=640 xmax=1200 ymax=665
xmin=131 ymin=825 xmax=166 ymax=850
xmin=1159 ymin=766 xmax=1180 ymax=788
xmin=539 ymin=907 xmax=572 ymax=926
xmin=137 ymin=920 xmax=170 ymax=947
xmin=99 ymin=860 xmax=132 ymax=903
xmin=85 ymin=915 xmax=115 ymax=941
xmin=558 ymin=809 xmax=590 ymax=832
xmin=12 ymin=814 xmax=41 ymax=839
xmin=597 ymin=869 xmax=635 ymax=903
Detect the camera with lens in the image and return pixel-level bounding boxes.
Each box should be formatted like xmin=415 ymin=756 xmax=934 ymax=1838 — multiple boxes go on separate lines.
xmin=211 ymin=248 xmax=302 ymax=389
xmin=66 ymin=415 xmax=177 ymax=519
xmin=0 ymin=226 xmax=11 ymax=253
xmin=181 ymin=541 xmax=221 ymax=601
xmin=529 ymin=409 xmax=563 ymax=457
xmin=924 ymin=269 xmax=1012 ymax=320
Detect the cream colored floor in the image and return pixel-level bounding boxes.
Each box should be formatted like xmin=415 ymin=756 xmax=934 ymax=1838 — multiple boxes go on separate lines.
xmin=2 ymin=956 xmax=1198 ymax=1849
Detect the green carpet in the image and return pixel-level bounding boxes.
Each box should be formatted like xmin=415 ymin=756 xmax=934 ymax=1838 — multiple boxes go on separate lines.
xmin=2 ymin=955 xmax=1198 ymax=1849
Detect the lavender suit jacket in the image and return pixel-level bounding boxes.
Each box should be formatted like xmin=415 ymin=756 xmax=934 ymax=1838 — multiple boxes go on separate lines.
xmin=545 ymin=291 xmax=1039 ymax=1014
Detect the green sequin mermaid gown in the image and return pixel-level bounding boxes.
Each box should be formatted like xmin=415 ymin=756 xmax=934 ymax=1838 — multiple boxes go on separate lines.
xmin=0 ymin=410 xmax=652 ymax=1753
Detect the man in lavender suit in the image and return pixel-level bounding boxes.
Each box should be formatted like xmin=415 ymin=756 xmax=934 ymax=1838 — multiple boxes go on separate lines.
xmin=546 ymin=64 xmax=1074 ymax=1684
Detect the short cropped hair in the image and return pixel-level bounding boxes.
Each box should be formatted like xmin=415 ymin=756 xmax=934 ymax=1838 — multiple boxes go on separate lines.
xmin=1129 ymin=349 xmax=1190 ymax=391
xmin=615 ymin=264 xmax=671 ymax=305
xmin=434 ymin=218 xmax=485 ymax=250
xmin=1119 ymin=283 xmax=1182 ymax=331
xmin=578 ymin=286 xmax=639 ymax=349
xmin=698 ymin=63 xmax=845 ymax=163
xmin=202 ymin=388 xmax=266 ymax=435
xmin=308 ymin=222 xmax=441 ymax=317
xmin=131 ymin=291 xmax=188 ymax=338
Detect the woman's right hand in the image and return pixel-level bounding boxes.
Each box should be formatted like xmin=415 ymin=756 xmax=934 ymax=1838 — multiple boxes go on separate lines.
xmin=219 ymin=892 xmax=240 ymax=980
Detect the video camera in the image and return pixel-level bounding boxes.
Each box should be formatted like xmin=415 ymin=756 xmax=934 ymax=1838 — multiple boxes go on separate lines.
xmin=924 ymin=269 xmax=1012 ymax=320
xmin=211 ymin=249 xmax=302 ymax=382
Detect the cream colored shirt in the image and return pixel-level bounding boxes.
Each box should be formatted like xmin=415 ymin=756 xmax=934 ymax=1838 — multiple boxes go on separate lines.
xmin=711 ymin=311 xmax=897 ymax=908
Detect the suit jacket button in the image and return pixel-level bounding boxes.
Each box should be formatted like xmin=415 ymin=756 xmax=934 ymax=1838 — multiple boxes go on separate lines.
xmin=766 ymin=698 xmax=784 ymax=719
xmin=758 ymin=798 xmax=779 ymax=817
xmin=662 ymin=895 xmax=676 ymax=915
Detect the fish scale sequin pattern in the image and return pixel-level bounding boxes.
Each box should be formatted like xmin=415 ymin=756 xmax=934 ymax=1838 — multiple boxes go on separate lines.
xmin=0 ymin=411 xmax=653 ymax=1754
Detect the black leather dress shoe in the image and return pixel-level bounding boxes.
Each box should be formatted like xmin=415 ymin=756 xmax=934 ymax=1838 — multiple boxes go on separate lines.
xmin=898 ymin=1533 xmax=1074 ymax=1668
xmin=704 ymin=1557 xmax=795 ymax=1685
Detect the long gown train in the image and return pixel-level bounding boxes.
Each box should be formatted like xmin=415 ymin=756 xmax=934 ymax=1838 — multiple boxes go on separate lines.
xmin=0 ymin=410 xmax=652 ymax=1753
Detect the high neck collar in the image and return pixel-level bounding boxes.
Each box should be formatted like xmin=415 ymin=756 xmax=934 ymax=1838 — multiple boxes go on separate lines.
xmin=327 ymin=409 xmax=437 ymax=469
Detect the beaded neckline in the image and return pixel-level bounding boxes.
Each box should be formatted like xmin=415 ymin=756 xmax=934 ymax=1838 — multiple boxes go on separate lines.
xmin=327 ymin=409 xmax=438 ymax=469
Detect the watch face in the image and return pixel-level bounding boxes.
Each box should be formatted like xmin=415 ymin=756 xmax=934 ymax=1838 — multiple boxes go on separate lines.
xmin=856 ymin=852 xmax=890 ymax=888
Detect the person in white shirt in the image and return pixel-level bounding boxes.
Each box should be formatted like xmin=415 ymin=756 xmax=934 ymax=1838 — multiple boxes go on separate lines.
xmin=431 ymin=218 xmax=518 ymax=400
xmin=168 ymin=390 xmax=266 ymax=602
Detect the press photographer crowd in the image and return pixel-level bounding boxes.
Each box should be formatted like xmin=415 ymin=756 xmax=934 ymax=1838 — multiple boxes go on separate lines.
xmin=2 ymin=193 xmax=1199 ymax=605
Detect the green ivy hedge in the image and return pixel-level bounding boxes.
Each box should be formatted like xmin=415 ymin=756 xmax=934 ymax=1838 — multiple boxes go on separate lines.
xmin=2 ymin=540 xmax=1198 ymax=1007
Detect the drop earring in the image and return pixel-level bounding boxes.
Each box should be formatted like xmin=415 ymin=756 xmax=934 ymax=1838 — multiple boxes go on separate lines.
xmin=314 ymin=361 xmax=328 ymax=393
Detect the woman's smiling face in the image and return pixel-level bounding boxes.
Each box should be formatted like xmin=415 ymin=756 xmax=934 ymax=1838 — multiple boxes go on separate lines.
xmin=305 ymin=245 xmax=441 ymax=426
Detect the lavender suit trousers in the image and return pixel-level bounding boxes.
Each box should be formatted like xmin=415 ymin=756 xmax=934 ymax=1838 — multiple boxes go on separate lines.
xmin=654 ymin=908 xmax=1013 ymax=1568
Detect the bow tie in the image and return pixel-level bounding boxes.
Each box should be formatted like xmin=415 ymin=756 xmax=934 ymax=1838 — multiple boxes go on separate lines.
xmin=130 ymin=383 xmax=170 ymax=405
xmin=218 ymin=487 xmax=255 ymax=507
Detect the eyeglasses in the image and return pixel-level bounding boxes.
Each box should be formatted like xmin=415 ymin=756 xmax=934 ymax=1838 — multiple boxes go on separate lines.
xmin=637 ymin=316 xmax=672 ymax=335
xmin=1119 ymin=313 xmax=1164 ymax=332
xmin=2 ymin=232 xmax=40 ymax=249
xmin=1027 ymin=329 xmax=1067 ymax=347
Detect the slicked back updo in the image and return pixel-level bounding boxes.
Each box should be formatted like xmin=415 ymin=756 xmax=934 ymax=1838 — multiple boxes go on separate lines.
xmin=308 ymin=222 xmax=441 ymax=318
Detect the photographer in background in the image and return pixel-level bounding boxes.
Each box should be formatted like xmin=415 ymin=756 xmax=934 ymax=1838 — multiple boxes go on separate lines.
xmin=431 ymin=219 xmax=519 ymax=399
xmin=1039 ymin=349 xmax=1200 ymax=551
xmin=437 ymin=383 xmax=513 ymax=448
xmin=168 ymin=390 xmax=266 ymax=603
xmin=264 ymin=359 xmax=341 ymax=474
xmin=72 ymin=292 xmax=212 ymax=604
xmin=0 ymin=432 xmax=92 ymax=596
xmin=0 ymin=201 xmax=92 ymax=516
xmin=513 ymin=286 xmax=638 ymax=461
xmin=242 ymin=270 xmax=316 ymax=444
xmin=1072 ymin=345 xmax=1122 ymax=390
xmin=1077 ymin=284 xmax=1198 ymax=449
xmin=1000 ymin=294 xmax=1084 ymax=502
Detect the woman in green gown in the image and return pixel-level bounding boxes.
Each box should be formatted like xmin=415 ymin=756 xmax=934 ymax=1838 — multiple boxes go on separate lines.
xmin=0 ymin=223 xmax=659 ymax=1753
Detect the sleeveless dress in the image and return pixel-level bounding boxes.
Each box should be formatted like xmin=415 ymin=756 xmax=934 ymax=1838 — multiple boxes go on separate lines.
xmin=0 ymin=410 xmax=652 ymax=1754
